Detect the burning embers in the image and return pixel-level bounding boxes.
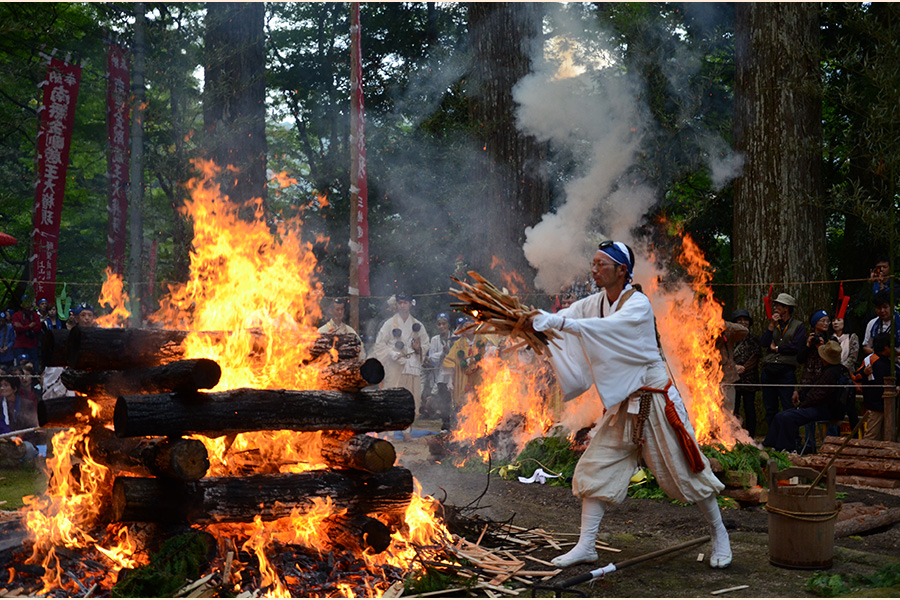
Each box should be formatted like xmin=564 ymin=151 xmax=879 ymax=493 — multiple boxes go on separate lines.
xmin=16 ymin=160 xmax=451 ymax=597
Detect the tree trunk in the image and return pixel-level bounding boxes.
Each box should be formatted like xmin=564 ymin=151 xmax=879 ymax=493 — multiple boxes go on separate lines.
xmin=60 ymin=358 xmax=222 ymax=401
xmin=320 ymin=432 xmax=396 ymax=473
xmin=113 ymin=387 xmax=415 ymax=438
xmin=467 ymin=2 xmax=548 ymax=276
xmin=204 ymin=2 xmax=268 ymax=220
xmin=111 ymin=467 xmax=413 ymax=523
xmin=733 ymin=3 xmax=827 ymax=320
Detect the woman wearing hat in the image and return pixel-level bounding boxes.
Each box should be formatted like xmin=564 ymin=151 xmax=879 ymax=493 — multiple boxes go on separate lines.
xmin=763 ymin=340 xmax=848 ymax=452
xmin=731 ymin=309 xmax=761 ymax=438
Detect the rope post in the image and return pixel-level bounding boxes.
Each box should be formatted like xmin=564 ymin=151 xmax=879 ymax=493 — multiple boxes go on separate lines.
xmin=884 ymin=376 xmax=897 ymax=442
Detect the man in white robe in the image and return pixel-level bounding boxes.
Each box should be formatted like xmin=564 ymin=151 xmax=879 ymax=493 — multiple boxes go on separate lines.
xmin=373 ymin=293 xmax=429 ymax=438
xmin=531 ymin=241 xmax=731 ymax=569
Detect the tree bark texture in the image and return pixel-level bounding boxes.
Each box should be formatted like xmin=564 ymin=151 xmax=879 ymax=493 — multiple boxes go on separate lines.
xmin=38 ymin=395 xmax=92 ymax=427
xmin=66 ymin=326 xmax=190 ymax=369
xmin=317 ymin=358 xmax=384 ymax=392
xmin=325 ymin=514 xmax=393 ymax=555
xmin=60 ymin=359 xmax=222 ymax=401
xmin=113 ymin=387 xmax=415 ymax=438
xmin=793 ymin=453 xmax=900 ymax=479
xmin=319 ymin=432 xmax=396 ymax=473
xmin=204 ymin=2 xmax=268 ymax=220
xmin=111 ymin=467 xmax=413 ymax=524
xmin=467 ymin=2 xmax=548 ymax=276
xmin=86 ymin=426 xmax=210 ymax=481
xmin=733 ymin=3 xmax=828 ymax=321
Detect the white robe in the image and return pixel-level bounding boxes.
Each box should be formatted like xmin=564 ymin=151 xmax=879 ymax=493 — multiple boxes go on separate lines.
xmin=546 ymin=286 xmax=721 ymax=503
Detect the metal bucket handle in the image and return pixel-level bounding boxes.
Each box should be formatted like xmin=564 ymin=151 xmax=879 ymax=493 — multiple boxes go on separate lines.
xmin=767 ymin=460 xmax=835 ymax=498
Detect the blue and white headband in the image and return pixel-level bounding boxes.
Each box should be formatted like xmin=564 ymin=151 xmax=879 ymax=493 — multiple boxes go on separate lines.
xmin=599 ymin=241 xmax=634 ymax=283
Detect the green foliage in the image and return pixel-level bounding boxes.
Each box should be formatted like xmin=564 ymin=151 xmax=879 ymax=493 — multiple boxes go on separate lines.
xmin=496 ymin=435 xmax=580 ymax=487
xmin=403 ymin=565 xmax=475 ymax=596
xmin=701 ymin=443 xmax=792 ymax=489
xmin=112 ymin=530 xmax=210 ymax=598
xmin=806 ymin=562 xmax=900 ymax=597
xmin=626 ymin=468 xmax=689 ymax=505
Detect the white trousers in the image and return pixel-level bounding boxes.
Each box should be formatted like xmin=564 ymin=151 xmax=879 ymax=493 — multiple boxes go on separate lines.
xmin=573 ymin=391 xmax=724 ymax=504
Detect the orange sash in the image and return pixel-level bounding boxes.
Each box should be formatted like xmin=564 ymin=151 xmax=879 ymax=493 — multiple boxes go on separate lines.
xmin=639 ymin=381 xmax=705 ymax=473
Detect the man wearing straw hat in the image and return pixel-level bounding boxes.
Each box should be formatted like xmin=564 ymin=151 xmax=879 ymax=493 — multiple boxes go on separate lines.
xmin=763 ymin=340 xmax=848 ymax=452
xmin=530 ymin=241 xmax=731 ymax=570
xmin=759 ymin=293 xmax=807 ymax=427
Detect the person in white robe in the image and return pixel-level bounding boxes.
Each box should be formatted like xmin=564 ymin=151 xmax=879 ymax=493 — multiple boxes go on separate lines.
xmin=373 ymin=293 xmax=429 ymax=438
xmin=531 ymin=241 xmax=731 ymax=569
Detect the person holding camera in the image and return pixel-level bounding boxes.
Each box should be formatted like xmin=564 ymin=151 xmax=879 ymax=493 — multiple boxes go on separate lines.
xmin=794 ymin=309 xmax=834 ymax=452
xmin=760 ymin=293 xmax=807 ymax=427
xmin=373 ymin=293 xmax=429 ymax=438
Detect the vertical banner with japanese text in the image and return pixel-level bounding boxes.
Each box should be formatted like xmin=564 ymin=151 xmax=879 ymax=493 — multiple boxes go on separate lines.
xmin=106 ymin=44 xmax=131 ymax=276
xmin=351 ymin=2 xmax=370 ymax=296
xmin=32 ymin=57 xmax=82 ymax=302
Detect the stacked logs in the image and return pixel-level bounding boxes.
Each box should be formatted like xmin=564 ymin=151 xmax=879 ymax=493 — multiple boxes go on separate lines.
xmin=39 ymin=326 xmax=412 ymax=554
xmin=792 ymin=436 xmax=900 ymax=489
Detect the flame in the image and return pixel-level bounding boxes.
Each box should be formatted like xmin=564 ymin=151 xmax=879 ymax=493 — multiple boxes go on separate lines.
xmin=270 ymin=170 xmax=298 ymax=189
xmin=451 ymin=348 xmax=558 ymax=457
xmin=489 ymin=256 xmax=526 ymax=296
xmin=94 ymin=267 xmax=131 ymax=328
xmin=648 ymin=232 xmax=753 ymax=448
xmin=23 ymin=159 xmax=453 ymax=596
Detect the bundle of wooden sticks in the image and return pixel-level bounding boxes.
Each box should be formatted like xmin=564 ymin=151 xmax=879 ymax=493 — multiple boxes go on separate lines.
xmin=449 ymin=271 xmax=561 ymax=356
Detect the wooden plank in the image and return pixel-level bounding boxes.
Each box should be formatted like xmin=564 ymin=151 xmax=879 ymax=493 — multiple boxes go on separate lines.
xmin=836 ymin=475 xmax=900 ymax=489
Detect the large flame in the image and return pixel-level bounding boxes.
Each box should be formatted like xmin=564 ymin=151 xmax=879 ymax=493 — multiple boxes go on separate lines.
xmin=648 ymin=232 xmax=753 ymax=448
xmin=23 ymin=159 xmax=452 ymax=597
xmin=94 ymin=267 xmax=130 ymax=328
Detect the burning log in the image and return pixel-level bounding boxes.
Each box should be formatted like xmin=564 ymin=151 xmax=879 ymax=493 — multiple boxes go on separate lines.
xmin=41 ymin=328 xmax=70 ymax=367
xmin=66 ymin=326 xmax=191 ymax=369
xmin=111 ymin=467 xmax=414 ymax=524
xmin=304 ymin=333 xmax=364 ymax=363
xmin=86 ymin=426 xmax=210 ymax=481
xmin=326 ymin=514 xmax=394 ymax=554
xmin=320 ymin=432 xmax=396 ymax=473
xmin=37 ymin=395 xmax=93 ymax=427
xmin=60 ymin=359 xmax=222 ymax=401
xmin=317 ymin=357 xmax=384 ymax=392
xmin=113 ymin=387 xmax=415 ymax=438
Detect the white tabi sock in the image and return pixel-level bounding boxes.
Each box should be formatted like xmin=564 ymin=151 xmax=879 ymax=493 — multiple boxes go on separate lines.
xmin=697 ymin=495 xmax=732 ymax=568
xmin=552 ymin=497 xmax=606 ymax=568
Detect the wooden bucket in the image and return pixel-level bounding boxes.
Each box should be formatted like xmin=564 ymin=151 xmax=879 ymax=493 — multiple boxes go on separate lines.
xmin=766 ymin=460 xmax=839 ymax=569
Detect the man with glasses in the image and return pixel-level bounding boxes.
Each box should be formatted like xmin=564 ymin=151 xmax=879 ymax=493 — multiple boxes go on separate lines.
xmin=530 ymin=240 xmax=731 ymax=570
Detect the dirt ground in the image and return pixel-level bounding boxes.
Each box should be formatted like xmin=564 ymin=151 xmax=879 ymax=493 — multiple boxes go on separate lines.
xmin=392 ymin=426 xmax=900 ymax=598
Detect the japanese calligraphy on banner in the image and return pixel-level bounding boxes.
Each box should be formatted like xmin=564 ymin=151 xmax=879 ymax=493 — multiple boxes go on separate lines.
xmin=351 ymin=2 xmax=370 ymax=296
xmin=106 ymin=44 xmax=130 ymax=276
xmin=32 ymin=57 xmax=82 ymax=301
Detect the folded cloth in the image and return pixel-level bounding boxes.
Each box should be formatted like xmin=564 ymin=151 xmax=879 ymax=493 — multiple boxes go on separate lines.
xmin=518 ymin=467 xmax=561 ymax=485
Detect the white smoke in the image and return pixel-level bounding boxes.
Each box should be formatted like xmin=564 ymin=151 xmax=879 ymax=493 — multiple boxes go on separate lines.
xmin=515 ymin=8 xmax=656 ymax=293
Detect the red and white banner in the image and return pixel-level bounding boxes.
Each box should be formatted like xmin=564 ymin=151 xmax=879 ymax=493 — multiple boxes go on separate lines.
xmin=351 ymin=2 xmax=370 ymax=296
xmin=106 ymin=44 xmax=130 ymax=276
xmin=32 ymin=56 xmax=82 ymax=302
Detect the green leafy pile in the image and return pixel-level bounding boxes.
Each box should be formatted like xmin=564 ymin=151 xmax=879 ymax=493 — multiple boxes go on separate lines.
xmin=701 ymin=443 xmax=793 ymax=488
xmin=112 ymin=531 xmax=211 ymax=598
xmin=806 ymin=563 xmax=900 ymax=597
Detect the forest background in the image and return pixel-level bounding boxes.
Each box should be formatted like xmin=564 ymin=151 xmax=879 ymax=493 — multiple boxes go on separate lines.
xmin=0 ymin=2 xmax=897 ymax=341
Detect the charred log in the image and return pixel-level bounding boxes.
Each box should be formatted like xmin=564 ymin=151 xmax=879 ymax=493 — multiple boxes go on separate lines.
xmin=42 ymin=328 xmax=70 ymax=367
xmin=320 ymin=432 xmax=396 ymax=473
xmin=325 ymin=514 xmax=393 ymax=555
xmin=38 ymin=395 xmax=93 ymax=427
xmin=317 ymin=358 xmax=384 ymax=392
xmin=304 ymin=333 xmax=363 ymax=363
xmin=61 ymin=359 xmax=222 ymax=401
xmin=111 ymin=467 xmax=414 ymax=524
xmin=114 ymin=387 xmax=414 ymax=438
xmin=86 ymin=427 xmax=210 ymax=481
xmin=66 ymin=326 xmax=190 ymax=369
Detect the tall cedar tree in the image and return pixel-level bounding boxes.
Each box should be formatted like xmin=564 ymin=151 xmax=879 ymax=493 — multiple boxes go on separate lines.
xmin=733 ymin=3 xmax=828 ymax=323
xmin=467 ymin=3 xmax=549 ymax=276
xmin=204 ymin=2 xmax=267 ymax=221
